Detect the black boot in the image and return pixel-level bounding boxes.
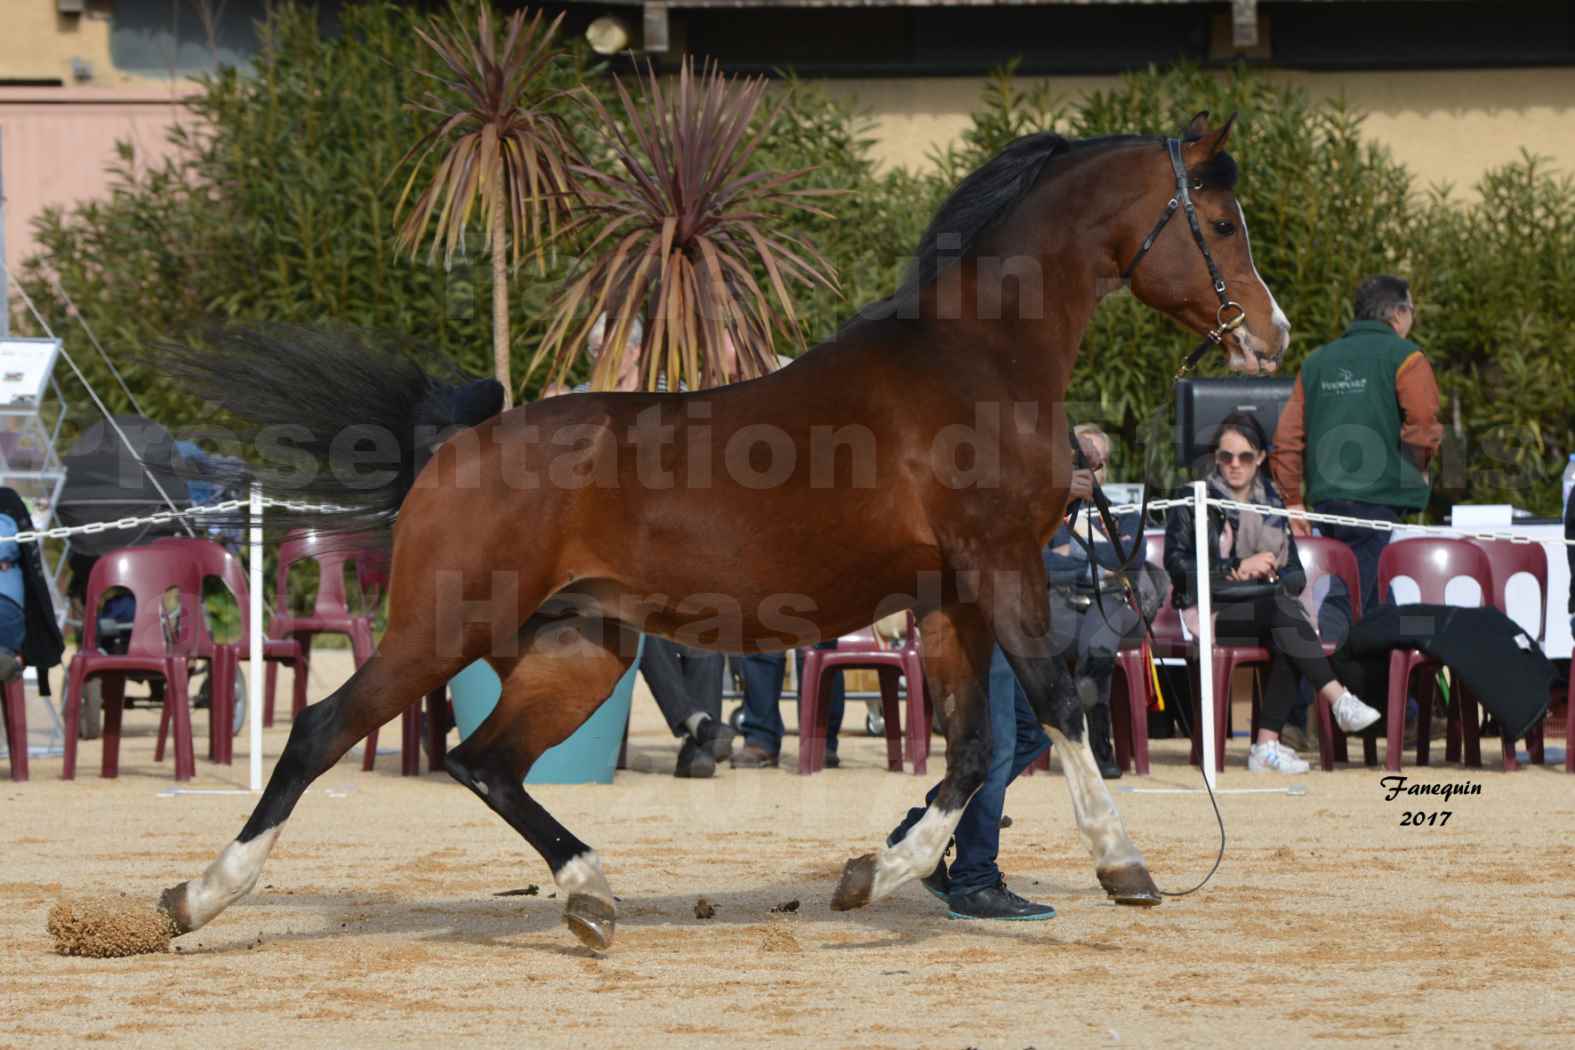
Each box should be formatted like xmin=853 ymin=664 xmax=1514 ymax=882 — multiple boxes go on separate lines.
xmin=1087 ymin=702 xmax=1122 ymax=780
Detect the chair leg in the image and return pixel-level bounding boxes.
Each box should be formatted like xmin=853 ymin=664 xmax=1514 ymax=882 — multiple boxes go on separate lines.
xmin=167 ymin=661 xmax=195 ymax=782
xmin=62 ymin=657 xmax=86 ymax=780
xmin=1314 ymin=690 xmax=1337 ymax=771
xmin=797 ymin=650 xmax=824 ymax=775
xmin=218 ymin=648 xmax=237 ymax=766
xmin=1566 ymin=673 xmax=1575 ymax=774
xmin=877 ymin=668 xmax=902 ymax=772
xmin=3 ymin=678 xmax=27 ymax=781
xmin=1460 ymin=686 xmax=1483 ymax=769
xmin=903 ymin=654 xmax=929 ymax=775
xmin=1416 ymin=675 xmax=1434 ymax=768
xmin=101 ymin=675 xmax=127 ymax=779
xmin=1212 ymin=653 xmax=1232 ymax=773
xmin=425 ymin=688 xmax=448 ymax=773
xmin=1384 ymin=652 xmax=1410 ymax=772
xmin=401 ymin=702 xmax=421 ymax=776
xmin=155 ymin=692 xmax=171 ymax=764
xmin=1527 ymin=718 xmax=1546 ymax=766
xmin=292 ymin=638 xmax=311 ymax=718
xmin=1130 ymin=644 xmax=1152 ymax=776
xmin=263 ymin=654 xmax=278 ymax=728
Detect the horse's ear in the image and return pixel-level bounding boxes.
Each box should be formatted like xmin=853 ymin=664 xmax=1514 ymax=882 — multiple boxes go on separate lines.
xmin=1184 ymin=111 xmax=1211 ymax=138
xmin=1207 ymin=113 xmax=1238 ymax=155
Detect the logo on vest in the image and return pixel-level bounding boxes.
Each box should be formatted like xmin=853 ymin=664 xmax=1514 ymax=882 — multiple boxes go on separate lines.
xmin=1319 ymin=367 xmax=1367 ymax=395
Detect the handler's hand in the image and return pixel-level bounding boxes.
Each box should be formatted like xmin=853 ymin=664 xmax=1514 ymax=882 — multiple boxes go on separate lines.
xmin=1068 ymin=468 xmax=1097 ymax=503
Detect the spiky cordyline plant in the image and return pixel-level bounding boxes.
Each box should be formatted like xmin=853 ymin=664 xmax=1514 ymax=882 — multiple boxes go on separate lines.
xmin=393 ymin=4 xmax=578 ymax=409
xmin=530 ymin=58 xmax=840 ymax=393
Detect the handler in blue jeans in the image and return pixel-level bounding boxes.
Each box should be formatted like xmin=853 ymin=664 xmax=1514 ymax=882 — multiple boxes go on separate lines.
xmin=885 ymin=645 xmax=1053 ymax=920
xmin=0 ymin=509 xmax=26 ymax=679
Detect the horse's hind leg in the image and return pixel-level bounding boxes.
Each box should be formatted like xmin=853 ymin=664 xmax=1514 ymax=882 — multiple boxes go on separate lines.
xmin=444 ymin=614 xmax=640 ymax=951
xmin=832 ymin=602 xmax=994 ymax=910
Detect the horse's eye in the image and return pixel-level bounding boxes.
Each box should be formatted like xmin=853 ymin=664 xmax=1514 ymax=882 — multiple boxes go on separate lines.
xmin=1213 ymin=220 xmax=1236 ymax=237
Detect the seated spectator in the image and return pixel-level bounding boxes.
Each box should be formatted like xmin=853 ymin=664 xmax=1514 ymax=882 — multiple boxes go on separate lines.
xmin=1163 ymin=412 xmax=1381 ymax=774
xmin=0 ymin=488 xmax=64 ymax=687
xmin=730 ymin=644 xmax=845 ymax=769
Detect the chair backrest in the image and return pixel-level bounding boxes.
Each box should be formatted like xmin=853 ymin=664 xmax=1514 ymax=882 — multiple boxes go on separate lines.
xmin=83 ymin=545 xmax=203 ymax=659
xmin=1294 ymin=535 xmax=1365 ymax=627
xmin=274 ymin=529 xmax=388 ymax=618
xmin=1377 ymin=537 xmax=1494 ymax=609
xmin=1471 ymin=538 xmax=1548 ymax=640
xmin=154 ymin=537 xmax=253 ymax=640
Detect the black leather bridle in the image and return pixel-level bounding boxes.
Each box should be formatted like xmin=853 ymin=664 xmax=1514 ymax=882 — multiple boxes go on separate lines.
xmin=1119 ymin=137 xmax=1257 ymax=380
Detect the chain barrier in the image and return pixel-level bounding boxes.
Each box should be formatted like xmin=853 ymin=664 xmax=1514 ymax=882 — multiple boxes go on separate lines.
xmin=10 ymin=497 xmax=355 ymax=544
xmin=8 ymin=493 xmax=1567 ymax=546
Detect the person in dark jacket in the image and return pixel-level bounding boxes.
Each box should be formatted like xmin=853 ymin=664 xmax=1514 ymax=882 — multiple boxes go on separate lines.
xmin=0 ymin=488 xmax=65 ymax=688
xmin=1164 ymin=413 xmax=1380 ymax=773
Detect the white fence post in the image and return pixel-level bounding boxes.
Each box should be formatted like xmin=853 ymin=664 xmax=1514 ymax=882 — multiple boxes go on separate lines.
xmin=1192 ymin=480 xmax=1217 ymax=790
xmin=249 ymin=484 xmax=264 ymax=793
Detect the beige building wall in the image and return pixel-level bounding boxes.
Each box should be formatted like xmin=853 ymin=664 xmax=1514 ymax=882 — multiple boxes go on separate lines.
xmin=0 ymin=2 xmax=147 ymax=88
xmin=826 ymin=67 xmax=1575 ymax=195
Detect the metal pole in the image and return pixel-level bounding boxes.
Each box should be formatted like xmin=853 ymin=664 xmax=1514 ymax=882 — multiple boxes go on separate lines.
xmin=1192 ymin=480 xmax=1217 ymax=790
xmin=248 ymin=483 xmax=264 ymax=792
xmin=1 ymin=128 xmax=8 ymax=339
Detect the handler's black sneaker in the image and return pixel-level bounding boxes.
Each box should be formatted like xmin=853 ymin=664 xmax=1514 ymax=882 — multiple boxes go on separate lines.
xmin=946 ymin=880 xmax=1056 ymax=921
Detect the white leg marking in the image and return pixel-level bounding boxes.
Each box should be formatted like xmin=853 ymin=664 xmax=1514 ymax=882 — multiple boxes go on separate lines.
xmin=1047 ymin=727 xmax=1143 ymax=871
xmin=180 ymin=826 xmax=282 ymax=931
xmin=869 ymin=800 xmax=972 ymax=903
xmin=554 ymin=850 xmax=613 ymax=905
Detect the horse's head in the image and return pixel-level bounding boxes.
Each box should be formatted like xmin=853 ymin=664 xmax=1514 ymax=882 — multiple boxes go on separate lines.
xmin=1119 ymin=113 xmax=1289 ymax=375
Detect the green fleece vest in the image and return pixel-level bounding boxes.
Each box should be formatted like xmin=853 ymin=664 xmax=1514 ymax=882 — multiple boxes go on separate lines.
xmin=1300 ymin=320 xmax=1430 ymax=510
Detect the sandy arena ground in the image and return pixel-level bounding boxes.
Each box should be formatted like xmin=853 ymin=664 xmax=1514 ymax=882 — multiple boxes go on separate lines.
xmin=2 ymin=649 xmax=1571 ymax=1049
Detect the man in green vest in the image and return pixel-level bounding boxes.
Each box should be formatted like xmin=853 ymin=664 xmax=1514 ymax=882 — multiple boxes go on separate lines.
xmin=1270 ymin=275 xmax=1443 ymax=617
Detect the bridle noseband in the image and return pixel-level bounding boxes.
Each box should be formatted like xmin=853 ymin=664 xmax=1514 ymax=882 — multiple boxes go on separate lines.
xmin=1119 ymin=138 xmax=1261 ymax=379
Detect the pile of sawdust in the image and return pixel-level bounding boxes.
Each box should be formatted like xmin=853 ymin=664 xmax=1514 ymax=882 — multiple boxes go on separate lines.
xmin=759 ymin=922 xmax=801 ymax=953
xmin=47 ymin=895 xmax=174 ymax=958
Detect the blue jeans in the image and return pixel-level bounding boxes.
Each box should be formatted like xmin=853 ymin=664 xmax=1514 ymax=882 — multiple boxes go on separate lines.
xmin=890 ymin=644 xmax=1051 ymax=897
xmin=1312 ymin=500 xmax=1405 ymax=616
xmin=738 ymin=644 xmax=844 ymax=756
xmin=0 ymin=595 xmax=24 ymax=653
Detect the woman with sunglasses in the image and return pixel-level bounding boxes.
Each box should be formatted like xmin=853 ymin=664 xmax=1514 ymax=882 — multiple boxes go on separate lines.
xmin=1163 ymin=412 xmax=1381 ymax=773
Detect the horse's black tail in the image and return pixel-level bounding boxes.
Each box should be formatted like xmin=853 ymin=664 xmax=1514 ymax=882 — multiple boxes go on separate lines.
xmin=162 ymin=325 xmax=504 ymax=536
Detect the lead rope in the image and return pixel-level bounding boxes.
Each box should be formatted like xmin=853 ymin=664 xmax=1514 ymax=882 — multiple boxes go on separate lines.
xmin=1064 ymin=424 xmax=1225 ymax=897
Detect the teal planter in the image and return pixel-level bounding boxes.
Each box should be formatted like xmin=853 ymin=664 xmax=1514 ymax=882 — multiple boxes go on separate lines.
xmin=448 ymin=635 xmax=644 ymax=785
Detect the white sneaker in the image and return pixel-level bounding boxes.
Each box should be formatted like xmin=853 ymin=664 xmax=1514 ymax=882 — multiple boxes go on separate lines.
xmin=1332 ymin=691 xmax=1382 ymax=733
xmin=1249 ymin=741 xmax=1310 ymax=774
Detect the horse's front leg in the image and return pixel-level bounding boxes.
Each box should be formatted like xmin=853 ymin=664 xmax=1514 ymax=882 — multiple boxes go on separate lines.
xmin=831 ymin=600 xmax=994 ymax=910
xmin=997 ymin=574 xmax=1162 ymax=906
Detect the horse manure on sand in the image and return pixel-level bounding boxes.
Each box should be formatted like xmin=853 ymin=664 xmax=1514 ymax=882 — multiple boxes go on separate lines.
xmin=47 ymin=895 xmax=175 ymax=957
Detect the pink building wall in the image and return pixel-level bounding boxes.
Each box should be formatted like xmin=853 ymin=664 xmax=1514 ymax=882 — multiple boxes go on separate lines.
xmin=1 ymin=86 xmax=198 ymax=281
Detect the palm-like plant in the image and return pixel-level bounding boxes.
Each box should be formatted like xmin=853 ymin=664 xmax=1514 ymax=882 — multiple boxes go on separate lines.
xmin=393 ymin=4 xmax=578 ymax=409
xmin=530 ymin=58 xmax=840 ymax=392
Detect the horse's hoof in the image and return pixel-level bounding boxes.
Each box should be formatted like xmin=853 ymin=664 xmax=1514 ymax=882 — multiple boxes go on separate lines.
xmin=563 ymin=893 xmax=616 ymax=951
xmin=831 ymin=853 xmax=878 ymax=912
xmin=157 ymin=883 xmax=194 ymax=935
xmin=1097 ymin=863 xmax=1162 ymax=907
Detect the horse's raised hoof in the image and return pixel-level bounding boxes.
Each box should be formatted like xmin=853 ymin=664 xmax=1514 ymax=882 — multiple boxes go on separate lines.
xmin=1097 ymin=863 xmax=1162 ymax=907
xmin=831 ymin=853 xmax=878 ymax=911
xmin=157 ymin=883 xmax=195 ymax=935
xmin=563 ymin=893 xmax=616 ymax=952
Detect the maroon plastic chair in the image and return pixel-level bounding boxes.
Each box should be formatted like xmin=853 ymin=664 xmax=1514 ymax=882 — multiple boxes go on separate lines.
xmin=1297 ymin=536 xmax=1378 ymax=770
xmin=62 ymin=546 xmax=203 ymax=781
xmin=265 ymin=530 xmax=426 ymax=774
xmin=151 ymin=538 xmax=307 ymax=766
xmin=1470 ymin=539 xmax=1550 ymax=771
xmin=1376 ymin=538 xmax=1495 ymax=773
xmin=3 ymin=663 xmax=27 ymax=781
xmin=798 ymin=613 xmax=930 ymax=775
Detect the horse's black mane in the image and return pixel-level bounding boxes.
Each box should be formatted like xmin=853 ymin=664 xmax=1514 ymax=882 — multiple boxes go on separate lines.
xmin=880 ymin=130 xmax=1237 ymax=315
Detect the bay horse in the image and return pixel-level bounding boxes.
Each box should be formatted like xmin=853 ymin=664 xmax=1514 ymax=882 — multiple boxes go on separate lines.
xmin=151 ymin=114 xmax=1287 ymax=952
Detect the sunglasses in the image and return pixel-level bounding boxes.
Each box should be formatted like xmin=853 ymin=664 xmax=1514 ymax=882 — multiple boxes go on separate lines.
xmin=1215 ymin=449 xmax=1259 ymax=467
